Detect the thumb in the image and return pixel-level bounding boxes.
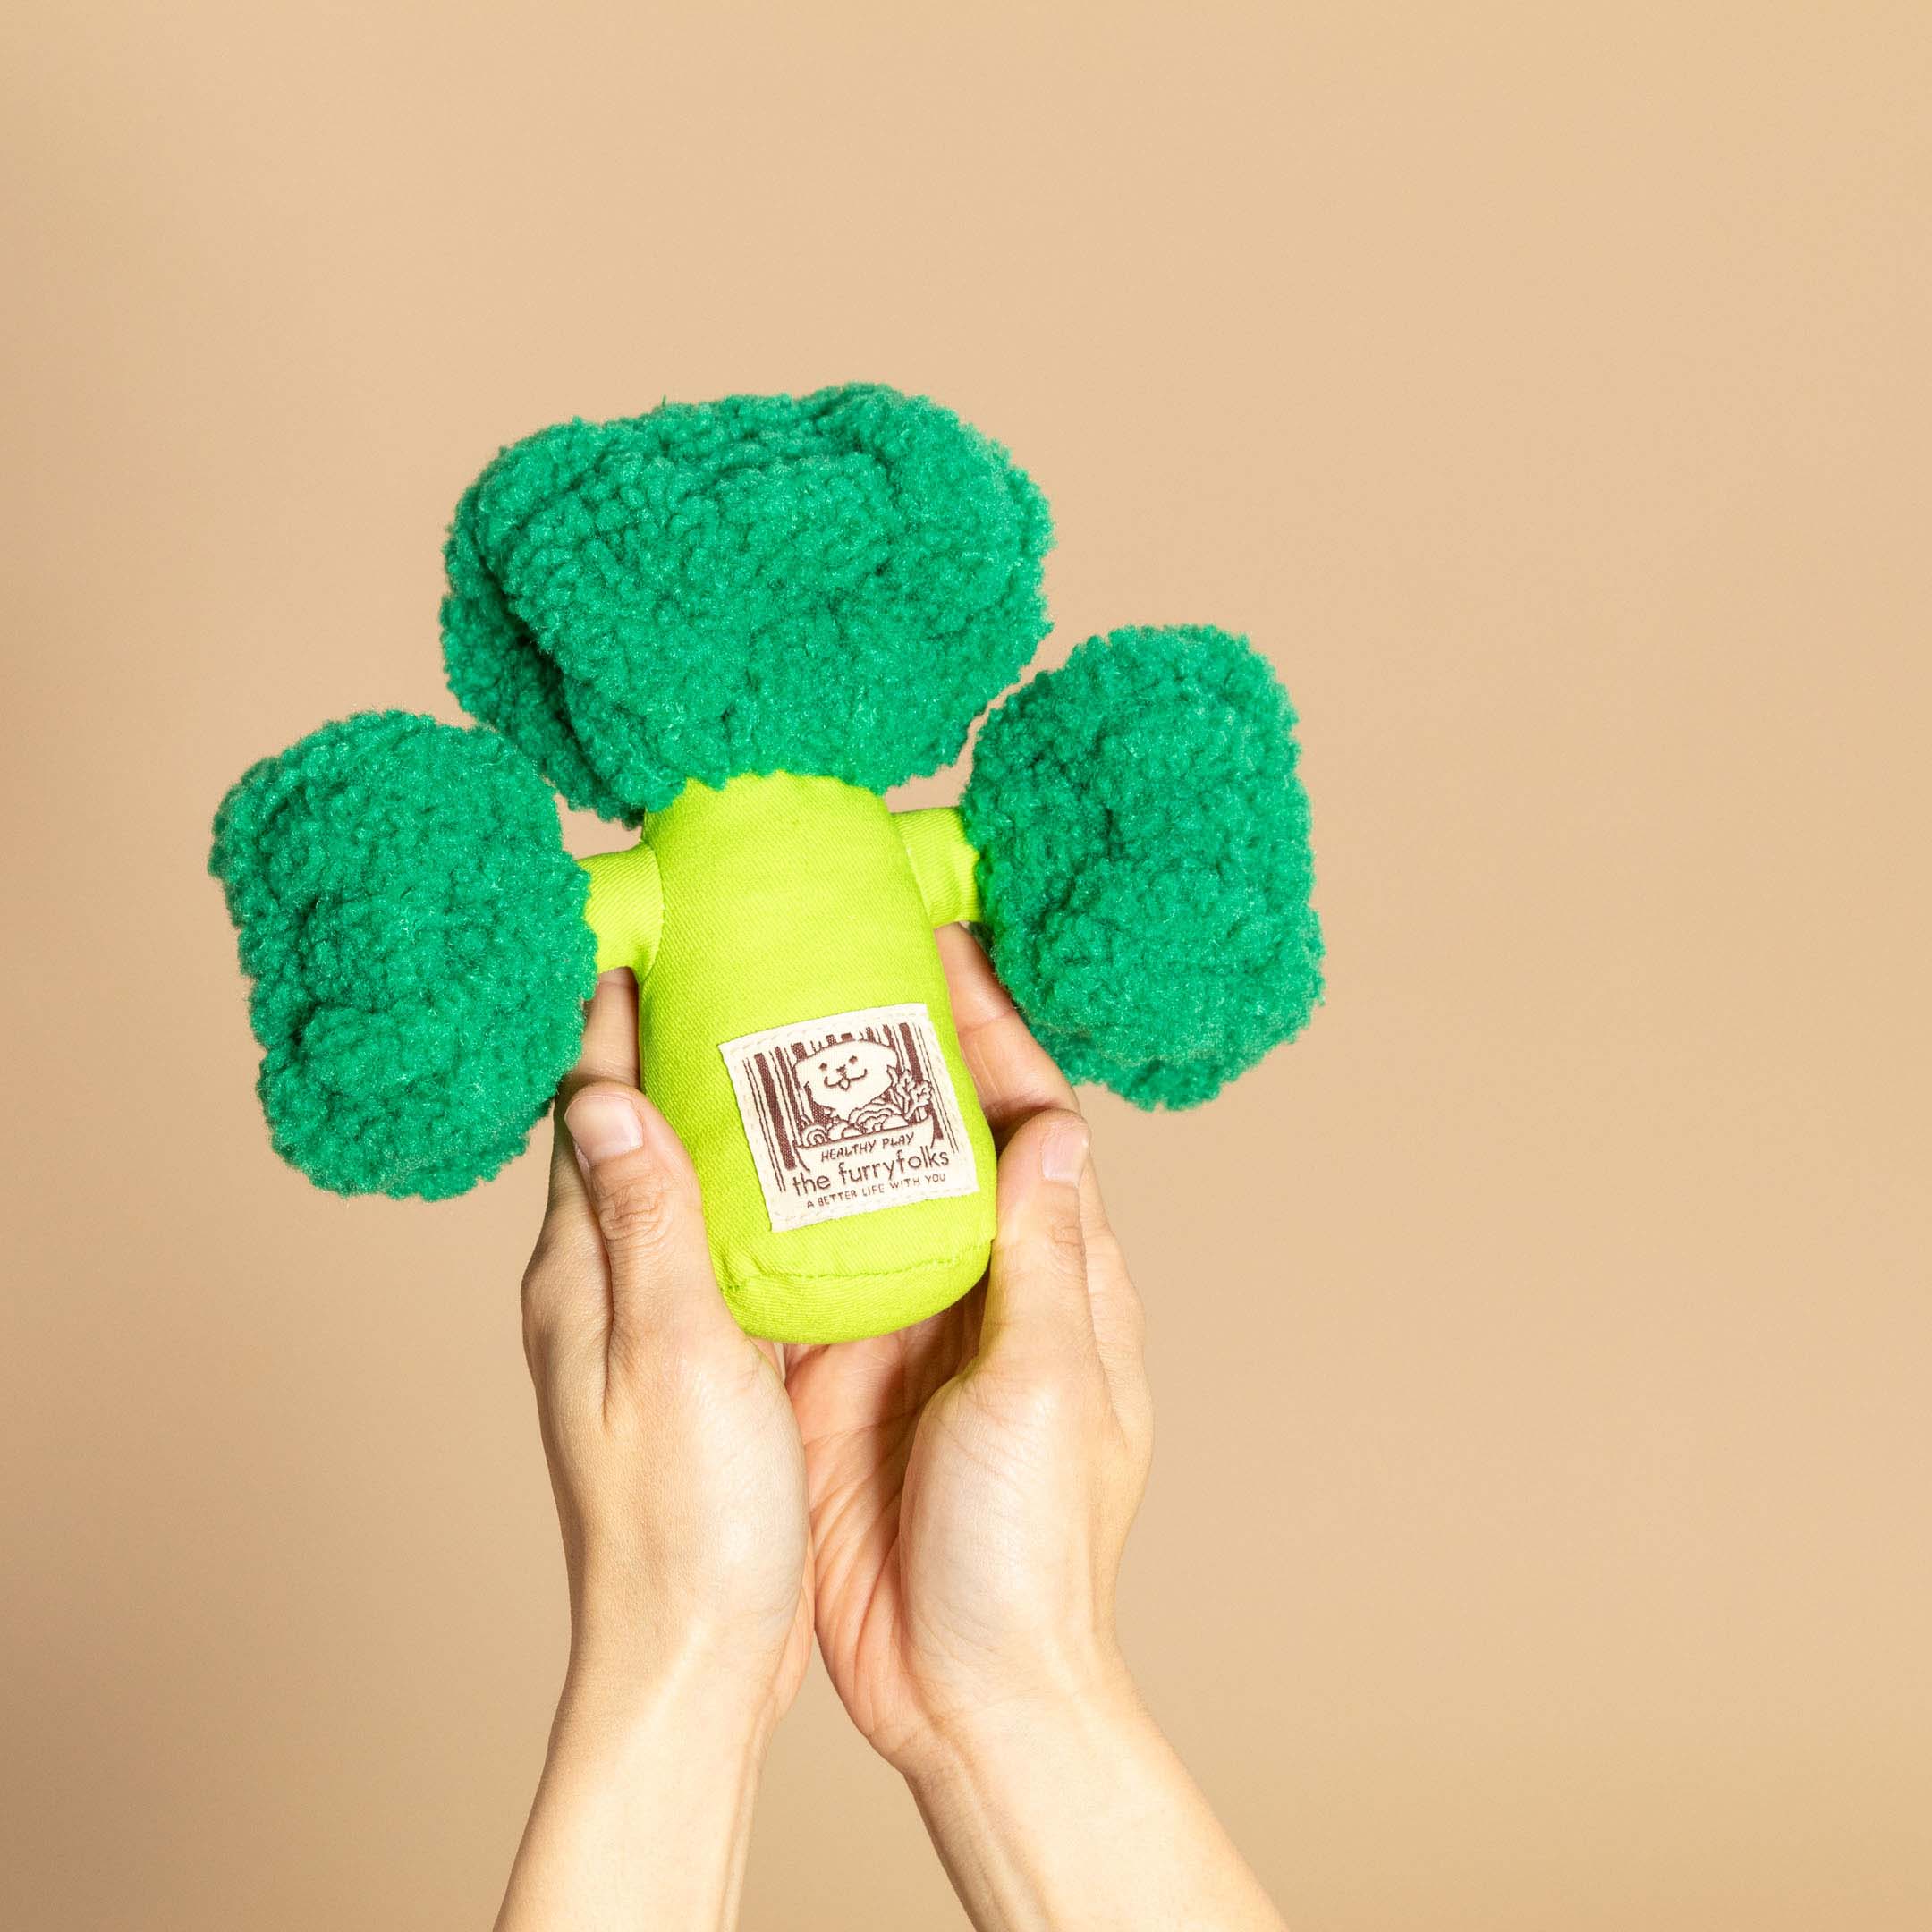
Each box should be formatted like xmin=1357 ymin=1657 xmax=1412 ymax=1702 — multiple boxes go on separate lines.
xmin=563 ymin=1083 xmax=729 ymax=1353
xmin=980 ymin=1108 xmax=1097 ymax=1366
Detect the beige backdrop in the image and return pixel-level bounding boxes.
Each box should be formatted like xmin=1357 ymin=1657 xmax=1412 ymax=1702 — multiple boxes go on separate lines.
xmin=4 ymin=4 xmax=1927 ymax=1927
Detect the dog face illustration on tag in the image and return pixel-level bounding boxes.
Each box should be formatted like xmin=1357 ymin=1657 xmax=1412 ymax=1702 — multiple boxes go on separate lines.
xmin=798 ymin=1038 xmax=911 ymax=1140
xmin=721 ymin=1004 xmax=979 ymax=1233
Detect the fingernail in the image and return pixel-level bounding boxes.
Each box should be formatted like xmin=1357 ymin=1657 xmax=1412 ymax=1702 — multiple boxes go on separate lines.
xmin=1040 ymin=1116 xmax=1089 ymax=1185
xmin=565 ymin=1089 xmax=645 ymax=1168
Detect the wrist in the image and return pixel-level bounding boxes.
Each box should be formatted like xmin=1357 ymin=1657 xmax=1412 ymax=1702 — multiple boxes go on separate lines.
xmin=900 ymin=1656 xmax=1223 ymax=1932
xmin=900 ymin=1653 xmax=1289 ymax=1932
xmin=564 ymin=1563 xmax=800 ymax=1723
xmin=500 ymin=1626 xmax=775 ymax=1932
xmin=894 ymin=1640 xmax=1146 ymax=1789
xmin=556 ymin=1628 xmax=783 ymax=1762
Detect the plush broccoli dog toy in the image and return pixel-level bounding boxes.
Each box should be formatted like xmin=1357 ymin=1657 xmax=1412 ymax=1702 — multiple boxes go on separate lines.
xmin=211 ymin=386 xmax=1323 ymax=1343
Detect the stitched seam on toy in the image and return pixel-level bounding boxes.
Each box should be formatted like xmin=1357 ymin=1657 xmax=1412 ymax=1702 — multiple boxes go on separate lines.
xmin=721 ymin=1242 xmax=987 ymax=1289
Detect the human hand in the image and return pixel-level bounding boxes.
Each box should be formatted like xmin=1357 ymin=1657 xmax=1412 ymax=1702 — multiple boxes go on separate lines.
xmin=518 ymin=969 xmax=814 ymax=1726
xmin=786 ymin=927 xmax=1154 ymax=1774
xmin=788 ymin=936 xmax=1287 ymax=1929
xmin=500 ymin=970 xmax=814 ymax=1929
xmin=504 ymin=953 xmax=1282 ymax=1931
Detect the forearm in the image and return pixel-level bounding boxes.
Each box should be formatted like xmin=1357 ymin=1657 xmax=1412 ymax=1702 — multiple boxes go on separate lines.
xmin=496 ymin=1659 xmax=772 ymax=1932
xmin=904 ymin=1663 xmax=1286 ymax=1932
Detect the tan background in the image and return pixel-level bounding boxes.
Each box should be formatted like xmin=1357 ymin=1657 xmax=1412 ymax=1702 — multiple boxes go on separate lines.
xmin=4 ymin=4 xmax=1928 ymax=1926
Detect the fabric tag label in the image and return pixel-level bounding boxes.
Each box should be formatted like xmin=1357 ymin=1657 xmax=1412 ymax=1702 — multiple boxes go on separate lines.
xmin=720 ymin=1003 xmax=979 ymax=1233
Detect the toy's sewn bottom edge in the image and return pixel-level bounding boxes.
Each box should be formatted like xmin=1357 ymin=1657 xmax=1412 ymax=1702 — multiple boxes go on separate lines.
xmin=721 ymin=1243 xmax=989 ymax=1344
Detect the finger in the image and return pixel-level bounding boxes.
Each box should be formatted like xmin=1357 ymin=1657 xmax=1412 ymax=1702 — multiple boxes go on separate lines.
xmin=549 ymin=969 xmax=640 ymax=1210
xmin=1080 ymin=1207 xmax=1148 ymax=1423
xmin=525 ymin=971 xmax=641 ymax=1365
xmin=936 ymin=931 xmax=1140 ymax=1405
xmin=937 ymin=926 xmax=1079 ymax=1144
xmin=564 ymin=1081 xmax=733 ymax=1358
xmin=519 ymin=1221 xmax=608 ymax=1393
xmin=522 ymin=974 xmax=637 ymax=1366
xmin=979 ymin=1108 xmax=1097 ymax=1368
xmin=579 ymin=967 xmax=642 ymax=1085
xmin=937 ymin=924 xmax=1120 ymax=1254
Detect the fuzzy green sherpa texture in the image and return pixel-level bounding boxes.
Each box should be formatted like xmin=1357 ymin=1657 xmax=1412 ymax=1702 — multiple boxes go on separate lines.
xmin=209 ymin=712 xmax=597 ymax=1199
xmin=962 ymin=626 xmax=1324 ymax=1107
xmin=442 ymin=385 xmax=1053 ymax=820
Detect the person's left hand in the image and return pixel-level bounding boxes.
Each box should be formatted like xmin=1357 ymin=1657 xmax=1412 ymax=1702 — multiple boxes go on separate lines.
xmin=519 ymin=968 xmax=815 ymax=1730
xmin=785 ymin=928 xmax=1153 ymax=1773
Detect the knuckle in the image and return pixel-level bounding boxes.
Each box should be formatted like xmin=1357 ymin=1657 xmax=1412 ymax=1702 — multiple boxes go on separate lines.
xmin=1006 ymin=1366 xmax=1105 ymax=1436
xmin=519 ymin=1301 xmax=562 ymax=1383
xmin=1021 ymin=1380 xmax=1072 ymax=1432
xmin=519 ymin=1266 xmax=551 ymax=1368
xmin=991 ymin=1373 xmax=1072 ymax=1433
xmin=1042 ymin=1214 xmax=1089 ymax=1272
xmin=606 ymin=1331 xmax=733 ymax=1425
xmin=521 ymin=1234 xmax=557 ymax=1296
xmin=593 ymin=1165 xmax=681 ymax=1252
xmin=520 ymin=1238 xmax=606 ymax=1377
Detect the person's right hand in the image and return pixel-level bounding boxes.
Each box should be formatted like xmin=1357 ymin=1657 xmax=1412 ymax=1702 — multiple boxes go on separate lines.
xmin=518 ymin=969 xmax=815 ymax=1733
xmin=785 ymin=927 xmax=1155 ymax=1774
xmin=498 ymin=968 xmax=814 ymax=1931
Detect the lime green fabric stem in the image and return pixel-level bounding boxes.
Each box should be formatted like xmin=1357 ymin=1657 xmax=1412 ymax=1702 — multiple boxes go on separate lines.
xmin=580 ymin=843 xmax=665 ymax=975
xmin=580 ymin=775 xmax=996 ymax=1343
xmin=894 ymin=806 xmax=983 ymax=928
